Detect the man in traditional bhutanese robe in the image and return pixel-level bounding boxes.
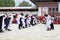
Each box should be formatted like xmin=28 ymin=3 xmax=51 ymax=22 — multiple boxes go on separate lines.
xmin=18 ymin=13 xmax=25 ymax=29
xmin=8 ymin=15 xmax=13 ymax=31
xmin=30 ymin=15 xmax=36 ymax=26
xmin=45 ymin=14 xmax=52 ymax=31
xmin=25 ymin=14 xmax=31 ymax=28
xmin=4 ymin=14 xmax=13 ymax=31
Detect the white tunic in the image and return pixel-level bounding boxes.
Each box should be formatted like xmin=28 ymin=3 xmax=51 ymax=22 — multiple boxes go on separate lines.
xmin=51 ymin=17 xmax=54 ymax=23
xmin=26 ymin=17 xmax=31 ymax=27
xmin=28 ymin=17 xmax=31 ymax=25
xmin=46 ymin=15 xmax=51 ymax=28
xmin=34 ymin=17 xmax=38 ymax=24
xmin=16 ymin=15 xmax=21 ymax=24
xmin=21 ymin=16 xmax=25 ymax=27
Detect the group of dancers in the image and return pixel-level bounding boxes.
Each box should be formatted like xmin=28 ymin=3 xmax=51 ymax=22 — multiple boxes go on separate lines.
xmin=0 ymin=13 xmax=38 ymax=32
xmin=0 ymin=12 xmax=55 ymax=32
xmin=17 ymin=13 xmax=38 ymax=29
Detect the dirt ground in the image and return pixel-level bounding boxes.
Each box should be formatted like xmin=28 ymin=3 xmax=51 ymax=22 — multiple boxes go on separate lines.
xmin=0 ymin=24 xmax=60 ymax=40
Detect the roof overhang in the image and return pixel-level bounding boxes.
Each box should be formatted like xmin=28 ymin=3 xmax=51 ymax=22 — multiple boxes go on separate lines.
xmin=30 ymin=0 xmax=60 ymax=2
xmin=0 ymin=7 xmax=37 ymax=9
xmin=0 ymin=7 xmax=38 ymax=11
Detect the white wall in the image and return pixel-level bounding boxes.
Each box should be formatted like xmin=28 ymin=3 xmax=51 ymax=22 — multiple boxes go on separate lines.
xmin=38 ymin=7 xmax=48 ymax=16
xmin=38 ymin=7 xmax=41 ymax=16
xmin=58 ymin=2 xmax=60 ymax=13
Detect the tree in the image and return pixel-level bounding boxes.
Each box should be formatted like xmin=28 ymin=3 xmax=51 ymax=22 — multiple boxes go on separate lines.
xmin=19 ymin=1 xmax=31 ymax=7
xmin=0 ymin=0 xmax=15 ymax=7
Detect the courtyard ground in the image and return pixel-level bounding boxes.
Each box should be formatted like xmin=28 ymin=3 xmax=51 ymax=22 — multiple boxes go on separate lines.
xmin=0 ymin=24 xmax=60 ymax=40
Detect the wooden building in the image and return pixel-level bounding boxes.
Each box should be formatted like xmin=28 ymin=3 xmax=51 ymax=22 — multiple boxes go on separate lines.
xmin=30 ymin=0 xmax=60 ymax=17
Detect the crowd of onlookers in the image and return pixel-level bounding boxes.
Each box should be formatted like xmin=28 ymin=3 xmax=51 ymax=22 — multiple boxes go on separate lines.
xmin=38 ymin=15 xmax=60 ymax=24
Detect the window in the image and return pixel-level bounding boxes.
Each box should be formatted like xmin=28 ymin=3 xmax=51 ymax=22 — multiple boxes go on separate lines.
xmin=52 ymin=8 xmax=55 ymax=11
xmin=49 ymin=8 xmax=51 ymax=11
xmin=56 ymin=8 xmax=58 ymax=11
